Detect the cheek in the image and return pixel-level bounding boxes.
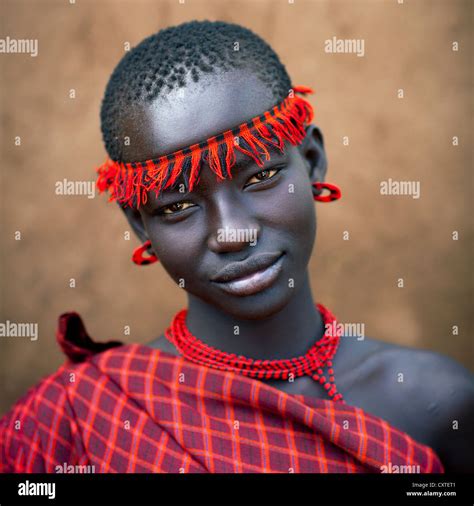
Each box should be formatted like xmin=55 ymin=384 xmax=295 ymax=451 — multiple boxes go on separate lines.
xmin=260 ymin=167 xmax=316 ymax=245
xmin=143 ymin=218 xmax=201 ymax=283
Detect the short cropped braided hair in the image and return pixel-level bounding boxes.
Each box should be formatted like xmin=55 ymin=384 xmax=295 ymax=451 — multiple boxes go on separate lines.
xmin=100 ymin=20 xmax=292 ymax=161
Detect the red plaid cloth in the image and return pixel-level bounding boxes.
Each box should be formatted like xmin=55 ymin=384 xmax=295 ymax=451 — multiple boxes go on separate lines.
xmin=0 ymin=312 xmax=444 ymax=473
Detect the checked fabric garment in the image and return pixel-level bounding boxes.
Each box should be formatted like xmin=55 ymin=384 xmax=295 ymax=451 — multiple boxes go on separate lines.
xmin=0 ymin=312 xmax=444 ymax=473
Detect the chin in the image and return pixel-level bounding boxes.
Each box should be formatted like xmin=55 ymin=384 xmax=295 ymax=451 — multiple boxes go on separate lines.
xmin=207 ymin=283 xmax=295 ymax=321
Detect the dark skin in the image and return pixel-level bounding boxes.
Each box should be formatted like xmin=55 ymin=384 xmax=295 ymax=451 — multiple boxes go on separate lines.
xmin=119 ymin=70 xmax=474 ymax=472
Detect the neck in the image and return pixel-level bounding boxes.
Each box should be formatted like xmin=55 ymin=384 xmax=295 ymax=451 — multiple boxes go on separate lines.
xmin=185 ymin=273 xmax=323 ymax=360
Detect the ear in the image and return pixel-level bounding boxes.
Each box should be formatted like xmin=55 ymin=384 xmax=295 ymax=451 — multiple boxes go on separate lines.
xmin=297 ymin=124 xmax=328 ymax=191
xmin=120 ymin=204 xmax=149 ymax=244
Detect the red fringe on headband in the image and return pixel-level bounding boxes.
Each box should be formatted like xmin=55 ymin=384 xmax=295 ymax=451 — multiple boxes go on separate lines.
xmin=96 ymin=85 xmax=315 ymax=208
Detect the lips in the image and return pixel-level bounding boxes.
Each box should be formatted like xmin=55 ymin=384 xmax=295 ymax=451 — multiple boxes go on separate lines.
xmin=210 ymin=252 xmax=285 ymax=297
xmin=211 ymin=252 xmax=284 ymax=283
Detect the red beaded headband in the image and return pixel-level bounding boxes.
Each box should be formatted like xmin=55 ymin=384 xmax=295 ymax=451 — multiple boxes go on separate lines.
xmin=95 ymin=85 xmax=314 ymax=208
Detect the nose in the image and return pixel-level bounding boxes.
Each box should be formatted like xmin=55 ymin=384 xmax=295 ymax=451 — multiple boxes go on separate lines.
xmin=206 ymin=192 xmax=262 ymax=254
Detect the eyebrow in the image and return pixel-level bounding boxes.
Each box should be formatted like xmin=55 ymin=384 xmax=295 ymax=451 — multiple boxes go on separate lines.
xmin=232 ymin=147 xmax=288 ymax=171
xmin=149 ymin=147 xmax=289 ymax=201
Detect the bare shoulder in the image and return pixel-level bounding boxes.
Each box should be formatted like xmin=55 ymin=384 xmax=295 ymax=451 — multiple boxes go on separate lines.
xmin=376 ymin=341 xmax=474 ymax=385
xmin=362 ymin=338 xmax=474 ymax=472
xmin=344 ymin=335 xmax=473 ymax=384
xmin=372 ymin=340 xmax=474 ymax=406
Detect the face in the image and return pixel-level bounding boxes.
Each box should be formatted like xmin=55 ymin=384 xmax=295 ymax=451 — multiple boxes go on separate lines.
xmin=121 ymin=70 xmax=324 ymax=320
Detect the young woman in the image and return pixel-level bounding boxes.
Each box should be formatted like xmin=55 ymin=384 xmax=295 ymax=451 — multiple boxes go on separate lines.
xmin=1 ymin=20 xmax=473 ymax=474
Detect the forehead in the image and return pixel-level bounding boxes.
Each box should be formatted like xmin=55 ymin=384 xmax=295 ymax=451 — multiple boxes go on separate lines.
xmin=120 ymin=70 xmax=278 ymax=162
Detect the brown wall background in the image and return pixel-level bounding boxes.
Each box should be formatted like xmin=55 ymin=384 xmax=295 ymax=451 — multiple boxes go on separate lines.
xmin=1 ymin=0 xmax=472 ymax=416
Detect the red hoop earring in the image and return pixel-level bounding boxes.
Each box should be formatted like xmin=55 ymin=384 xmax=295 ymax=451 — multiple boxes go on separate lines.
xmin=132 ymin=240 xmax=159 ymax=266
xmin=312 ymin=182 xmax=342 ymax=202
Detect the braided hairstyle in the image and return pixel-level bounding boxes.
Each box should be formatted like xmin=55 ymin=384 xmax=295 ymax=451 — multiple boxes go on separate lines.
xmin=100 ymin=20 xmax=292 ymax=162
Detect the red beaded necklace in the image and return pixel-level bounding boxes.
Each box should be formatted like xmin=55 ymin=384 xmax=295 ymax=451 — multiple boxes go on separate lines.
xmin=165 ymin=303 xmax=345 ymax=403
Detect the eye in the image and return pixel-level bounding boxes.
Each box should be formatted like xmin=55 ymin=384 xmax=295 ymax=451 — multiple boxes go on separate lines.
xmin=245 ymin=167 xmax=283 ymax=187
xmin=160 ymin=201 xmax=195 ymax=215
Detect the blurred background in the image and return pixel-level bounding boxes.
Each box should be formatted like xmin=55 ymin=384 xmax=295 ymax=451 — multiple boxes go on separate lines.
xmin=0 ymin=0 xmax=472 ymax=416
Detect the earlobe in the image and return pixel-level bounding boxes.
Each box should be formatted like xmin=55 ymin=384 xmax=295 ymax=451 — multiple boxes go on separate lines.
xmin=299 ymin=124 xmax=328 ymax=184
xmin=121 ymin=205 xmax=160 ymax=265
xmin=132 ymin=240 xmax=159 ymax=265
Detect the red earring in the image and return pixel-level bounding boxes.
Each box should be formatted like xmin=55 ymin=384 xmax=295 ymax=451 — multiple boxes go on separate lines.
xmin=312 ymin=182 xmax=342 ymax=202
xmin=132 ymin=240 xmax=159 ymax=266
